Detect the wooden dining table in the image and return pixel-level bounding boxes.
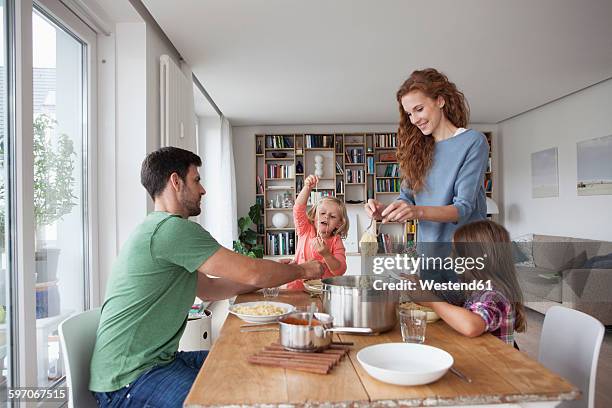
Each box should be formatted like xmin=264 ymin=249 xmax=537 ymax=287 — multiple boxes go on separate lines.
xmin=184 ymin=291 xmax=579 ymax=407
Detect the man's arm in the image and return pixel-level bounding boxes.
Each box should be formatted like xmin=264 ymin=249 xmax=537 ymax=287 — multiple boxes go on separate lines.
xmin=196 ymin=273 xmax=257 ymax=301
xmin=198 ymin=247 xmax=323 ymax=288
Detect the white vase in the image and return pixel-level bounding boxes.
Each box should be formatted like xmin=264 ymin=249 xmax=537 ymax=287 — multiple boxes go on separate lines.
xmin=272 ymin=212 xmax=289 ymax=228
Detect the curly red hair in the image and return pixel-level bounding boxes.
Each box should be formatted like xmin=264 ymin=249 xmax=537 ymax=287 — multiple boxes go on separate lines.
xmin=396 ymin=68 xmax=469 ymax=192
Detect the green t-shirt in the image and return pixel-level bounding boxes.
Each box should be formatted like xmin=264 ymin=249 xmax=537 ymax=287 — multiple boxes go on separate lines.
xmin=89 ymin=212 xmax=221 ymax=392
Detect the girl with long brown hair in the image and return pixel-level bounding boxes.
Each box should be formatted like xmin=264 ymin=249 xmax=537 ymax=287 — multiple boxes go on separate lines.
xmin=365 ymin=68 xmax=489 ymax=244
xmin=416 ymin=220 xmax=526 ymax=345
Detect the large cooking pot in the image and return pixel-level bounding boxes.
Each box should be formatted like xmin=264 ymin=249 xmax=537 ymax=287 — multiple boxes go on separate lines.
xmin=279 ymin=312 xmax=371 ymax=352
xmin=321 ymin=275 xmax=400 ymax=334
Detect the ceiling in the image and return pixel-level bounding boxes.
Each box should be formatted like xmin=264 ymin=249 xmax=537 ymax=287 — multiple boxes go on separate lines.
xmin=142 ymin=0 xmax=612 ymax=126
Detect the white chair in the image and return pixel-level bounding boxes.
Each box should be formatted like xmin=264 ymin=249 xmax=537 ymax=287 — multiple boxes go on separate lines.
xmin=539 ymin=305 xmax=605 ymax=408
xmin=58 ymin=308 xmax=101 ymax=408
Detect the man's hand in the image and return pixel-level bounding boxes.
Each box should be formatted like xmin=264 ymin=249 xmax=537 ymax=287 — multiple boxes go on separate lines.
xmin=299 ymin=260 xmax=324 ymax=280
xmin=311 ymin=236 xmax=331 ymax=257
xmin=364 ymin=198 xmax=386 ymax=220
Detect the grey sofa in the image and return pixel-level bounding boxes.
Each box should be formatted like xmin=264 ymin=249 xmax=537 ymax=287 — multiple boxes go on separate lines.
xmin=514 ymin=234 xmax=612 ymax=325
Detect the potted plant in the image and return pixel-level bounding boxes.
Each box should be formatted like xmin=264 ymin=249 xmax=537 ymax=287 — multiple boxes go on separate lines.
xmin=232 ymin=203 xmax=264 ymax=258
xmin=32 ymin=114 xmax=77 ymax=283
xmin=0 ymin=115 xmax=76 ymax=318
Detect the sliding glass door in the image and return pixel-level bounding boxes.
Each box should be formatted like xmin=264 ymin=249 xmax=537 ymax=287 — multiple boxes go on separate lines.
xmin=0 ymin=0 xmax=11 ymax=402
xmin=32 ymin=0 xmax=95 ymax=388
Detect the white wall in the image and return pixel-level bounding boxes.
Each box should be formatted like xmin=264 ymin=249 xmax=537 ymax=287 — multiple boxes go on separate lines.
xmin=499 ymin=78 xmax=612 ymax=241
xmin=97 ymin=18 xmax=184 ymax=297
xmin=114 ymin=22 xmax=148 ymax=251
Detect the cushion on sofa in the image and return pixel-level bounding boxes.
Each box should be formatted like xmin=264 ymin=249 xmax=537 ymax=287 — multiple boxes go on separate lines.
xmin=583 ymin=252 xmax=612 ymax=269
xmin=512 ymin=233 xmax=535 ymax=267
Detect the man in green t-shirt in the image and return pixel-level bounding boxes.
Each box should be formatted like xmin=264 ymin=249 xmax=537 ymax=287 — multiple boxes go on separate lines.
xmin=89 ymin=147 xmax=323 ymax=407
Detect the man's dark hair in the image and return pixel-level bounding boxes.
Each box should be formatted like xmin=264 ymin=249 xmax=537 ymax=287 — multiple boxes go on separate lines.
xmin=141 ymin=147 xmax=202 ymax=199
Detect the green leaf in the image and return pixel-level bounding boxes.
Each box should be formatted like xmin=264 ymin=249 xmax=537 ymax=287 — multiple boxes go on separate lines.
xmin=249 ymin=203 xmax=262 ymax=225
xmin=238 ymin=216 xmax=252 ymax=233
xmin=243 ymin=229 xmax=258 ymax=245
xmin=252 ymin=246 xmax=264 ymax=259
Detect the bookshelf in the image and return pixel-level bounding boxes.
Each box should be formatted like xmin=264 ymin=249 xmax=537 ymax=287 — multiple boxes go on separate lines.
xmin=255 ymin=132 xmax=424 ymax=256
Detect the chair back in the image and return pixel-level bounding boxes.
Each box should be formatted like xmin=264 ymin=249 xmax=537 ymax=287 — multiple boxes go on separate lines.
xmin=58 ymin=308 xmax=101 ymax=408
xmin=539 ymin=305 xmax=604 ymax=408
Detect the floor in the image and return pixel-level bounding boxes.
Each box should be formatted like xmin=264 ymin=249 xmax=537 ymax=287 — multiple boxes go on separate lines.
xmin=515 ymin=308 xmax=612 ymax=408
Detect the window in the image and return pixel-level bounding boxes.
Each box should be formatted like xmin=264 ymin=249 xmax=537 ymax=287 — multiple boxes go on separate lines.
xmin=0 ymin=0 xmax=10 ymax=402
xmin=32 ymin=1 xmax=95 ymax=388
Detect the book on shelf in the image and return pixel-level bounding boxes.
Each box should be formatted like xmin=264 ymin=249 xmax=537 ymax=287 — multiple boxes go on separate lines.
xmin=256 ymin=176 xmax=264 ymax=194
xmin=484 ymin=178 xmax=493 ymax=192
xmin=346 ymin=169 xmax=365 ymax=183
xmin=367 ymin=156 xmax=374 ymax=173
xmin=309 ymin=190 xmax=334 ymax=205
xmin=345 ymin=148 xmax=364 ymax=164
xmin=265 ymin=135 xmax=294 ymax=149
xmin=267 ymin=231 xmax=296 ymax=256
xmin=376 ymin=133 xmax=397 ymax=148
xmin=383 ymin=163 xmax=399 ymax=177
xmin=335 ymin=160 xmax=344 ymax=174
xmin=336 ymin=180 xmax=344 ymax=195
xmin=305 ymin=134 xmax=334 ymax=148
xmin=265 ymin=163 xmax=295 ymax=179
xmin=376 ymin=178 xmax=400 ymax=193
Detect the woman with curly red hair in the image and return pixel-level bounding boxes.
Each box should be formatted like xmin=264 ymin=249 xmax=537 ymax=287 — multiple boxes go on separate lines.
xmin=366 ymin=68 xmax=488 ymax=243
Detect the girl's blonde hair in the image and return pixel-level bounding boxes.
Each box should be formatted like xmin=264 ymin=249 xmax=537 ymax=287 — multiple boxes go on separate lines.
xmin=452 ymin=220 xmax=526 ymax=333
xmin=306 ymin=197 xmax=349 ymax=239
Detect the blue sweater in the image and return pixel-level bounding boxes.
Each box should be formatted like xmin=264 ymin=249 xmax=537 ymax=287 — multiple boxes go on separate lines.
xmin=398 ymin=129 xmax=488 ymax=243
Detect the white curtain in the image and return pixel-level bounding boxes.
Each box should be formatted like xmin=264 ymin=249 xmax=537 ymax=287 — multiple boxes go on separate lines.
xmin=200 ymin=115 xmax=238 ymax=248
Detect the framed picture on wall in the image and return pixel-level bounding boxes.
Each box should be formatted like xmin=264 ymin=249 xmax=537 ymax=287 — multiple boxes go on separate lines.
xmin=531 ymin=147 xmax=559 ymax=198
xmin=577 ymin=134 xmax=612 ymax=196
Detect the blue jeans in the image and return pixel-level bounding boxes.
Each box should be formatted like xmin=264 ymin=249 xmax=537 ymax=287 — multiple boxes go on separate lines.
xmin=93 ymin=350 xmax=208 ymax=408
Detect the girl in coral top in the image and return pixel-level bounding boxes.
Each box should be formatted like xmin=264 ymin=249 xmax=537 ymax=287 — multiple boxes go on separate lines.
xmin=285 ymin=175 xmax=349 ymax=290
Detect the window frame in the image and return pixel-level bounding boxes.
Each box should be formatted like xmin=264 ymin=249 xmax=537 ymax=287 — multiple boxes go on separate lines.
xmin=10 ymin=0 xmax=99 ymax=390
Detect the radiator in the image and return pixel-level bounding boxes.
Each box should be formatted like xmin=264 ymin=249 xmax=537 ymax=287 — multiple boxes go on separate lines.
xmin=160 ymin=54 xmax=196 ymax=151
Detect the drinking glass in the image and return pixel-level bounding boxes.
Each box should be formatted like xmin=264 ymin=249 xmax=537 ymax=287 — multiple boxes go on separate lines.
xmin=262 ymin=287 xmax=280 ymax=298
xmin=399 ymin=309 xmax=427 ymax=343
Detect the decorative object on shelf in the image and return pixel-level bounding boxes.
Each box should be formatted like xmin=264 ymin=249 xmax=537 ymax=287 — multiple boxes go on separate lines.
xmin=256 ymin=140 xmax=263 ymax=154
xmin=272 ymin=212 xmax=290 ymax=228
xmin=282 ymin=192 xmax=294 ymax=208
xmin=233 ymin=203 xmax=264 ymax=258
xmin=486 ymin=197 xmax=499 ymax=215
xmin=275 ymin=194 xmax=282 ymax=208
xmin=296 ymin=160 xmax=303 ymax=174
xmin=314 ymin=154 xmax=324 ymax=177
xmin=271 ymin=152 xmax=287 ymax=158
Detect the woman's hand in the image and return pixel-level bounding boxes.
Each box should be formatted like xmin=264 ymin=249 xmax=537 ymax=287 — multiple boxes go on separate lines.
xmin=380 ymin=200 xmax=421 ymax=222
xmin=364 ymin=199 xmax=386 ymax=220
xmin=304 ymin=175 xmax=319 ymax=189
xmin=311 ymin=236 xmax=331 ymax=257
xmin=278 ymin=258 xmax=295 ymax=264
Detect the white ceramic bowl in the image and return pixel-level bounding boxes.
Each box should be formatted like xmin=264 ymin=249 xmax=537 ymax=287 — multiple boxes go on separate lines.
xmin=357 ymin=343 xmax=453 ymax=386
xmin=228 ymin=301 xmax=295 ymax=323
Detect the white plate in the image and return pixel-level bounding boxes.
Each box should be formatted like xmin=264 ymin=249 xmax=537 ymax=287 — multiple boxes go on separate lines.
xmin=228 ymin=301 xmax=295 ymax=323
xmin=357 ymin=343 xmax=453 ymax=386
xmin=303 ymin=279 xmax=323 ymax=295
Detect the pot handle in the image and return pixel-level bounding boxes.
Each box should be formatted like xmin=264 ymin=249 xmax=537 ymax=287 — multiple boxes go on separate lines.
xmin=325 ymin=327 xmax=373 ymax=334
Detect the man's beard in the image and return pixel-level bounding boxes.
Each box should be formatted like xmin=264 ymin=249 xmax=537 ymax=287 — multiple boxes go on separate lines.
xmin=180 ymin=195 xmax=201 ymax=217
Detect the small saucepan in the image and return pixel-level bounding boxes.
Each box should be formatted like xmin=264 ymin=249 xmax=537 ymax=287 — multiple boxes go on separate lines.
xmin=278 ymin=312 xmax=371 ymax=352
